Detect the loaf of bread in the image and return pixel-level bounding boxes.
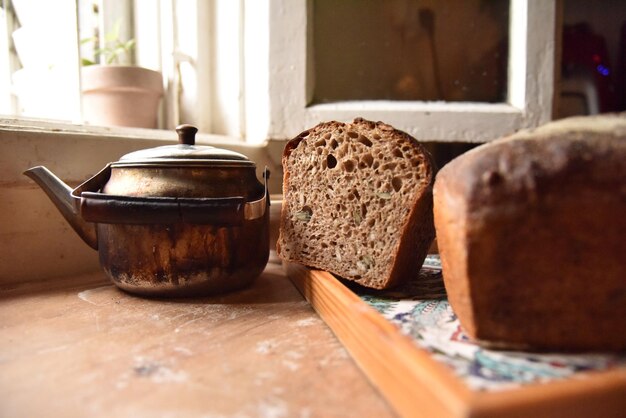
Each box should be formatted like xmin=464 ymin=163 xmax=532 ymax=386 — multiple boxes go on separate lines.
xmin=277 ymin=118 xmax=435 ymax=289
xmin=434 ymin=114 xmax=626 ymax=351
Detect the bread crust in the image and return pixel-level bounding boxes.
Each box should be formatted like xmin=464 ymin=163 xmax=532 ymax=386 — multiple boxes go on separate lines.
xmin=278 ymin=118 xmax=435 ymax=289
xmin=434 ymin=114 xmax=626 ymax=351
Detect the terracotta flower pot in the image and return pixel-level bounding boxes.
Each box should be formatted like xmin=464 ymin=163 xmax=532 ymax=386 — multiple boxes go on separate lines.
xmin=81 ymin=65 xmax=164 ymax=129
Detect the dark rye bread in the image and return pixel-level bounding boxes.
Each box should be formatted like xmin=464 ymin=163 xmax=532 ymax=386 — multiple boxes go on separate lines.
xmin=277 ymin=118 xmax=435 ymax=289
xmin=434 ymin=114 xmax=626 ymax=351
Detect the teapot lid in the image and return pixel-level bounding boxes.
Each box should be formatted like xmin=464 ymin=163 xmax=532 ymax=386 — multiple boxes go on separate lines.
xmin=114 ymin=124 xmax=254 ymax=167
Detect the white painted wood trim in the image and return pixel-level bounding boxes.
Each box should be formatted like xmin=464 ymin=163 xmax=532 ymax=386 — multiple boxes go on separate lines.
xmin=209 ymin=0 xmax=245 ymax=138
xmin=247 ymin=0 xmax=556 ymax=142
xmin=243 ymin=0 xmax=272 ymax=145
xmin=512 ymin=0 xmax=556 ymax=128
xmin=304 ymin=102 xmax=523 ymax=143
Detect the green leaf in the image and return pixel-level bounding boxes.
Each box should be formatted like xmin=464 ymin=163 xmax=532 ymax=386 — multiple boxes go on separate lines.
xmin=80 ymin=36 xmax=96 ymax=45
xmin=85 ymin=18 xmax=136 ymax=66
xmin=124 ymin=39 xmax=136 ymax=50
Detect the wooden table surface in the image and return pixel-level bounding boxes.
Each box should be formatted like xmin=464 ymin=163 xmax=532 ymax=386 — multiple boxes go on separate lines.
xmin=0 ymin=254 xmax=395 ymax=418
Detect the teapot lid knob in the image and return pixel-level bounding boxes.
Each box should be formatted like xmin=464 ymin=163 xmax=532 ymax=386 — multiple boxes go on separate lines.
xmin=176 ymin=124 xmax=198 ymax=146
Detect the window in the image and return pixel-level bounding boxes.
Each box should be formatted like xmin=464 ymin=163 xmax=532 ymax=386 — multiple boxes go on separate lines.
xmin=2 ymin=0 xmax=557 ymax=144
xmin=244 ymin=0 xmax=557 ymax=143
xmin=2 ymin=0 xmax=81 ymax=121
xmin=312 ymin=1 xmax=510 ymax=104
xmin=0 ymin=2 xmax=17 ymax=115
xmin=0 ymin=0 xmax=232 ymax=136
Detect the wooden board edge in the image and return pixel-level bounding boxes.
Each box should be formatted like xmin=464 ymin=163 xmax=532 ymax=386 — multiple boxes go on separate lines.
xmin=286 ymin=262 xmax=626 ymax=418
xmin=471 ymin=368 xmax=626 ymax=418
xmin=286 ymin=262 xmax=472 ymax=418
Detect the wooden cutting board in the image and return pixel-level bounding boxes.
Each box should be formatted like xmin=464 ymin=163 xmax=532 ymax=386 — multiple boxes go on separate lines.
xmin=286 ymin=256 xmax=626 ymax=418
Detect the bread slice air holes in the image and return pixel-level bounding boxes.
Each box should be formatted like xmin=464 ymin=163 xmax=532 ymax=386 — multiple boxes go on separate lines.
xmin=360 ymin=202 xmax=368 ymax=217
xmin=326 ymin=154 xmax=337 ymax=169
xmin=357 ymin=135 xmax=373 ymax=147
xmin=342 ymin=159 xmax=356 ymax=172
xmin=335 ymin=203 xmax=346 ymax=212
xmin=360 ymin=153 xmax=374 ymax=168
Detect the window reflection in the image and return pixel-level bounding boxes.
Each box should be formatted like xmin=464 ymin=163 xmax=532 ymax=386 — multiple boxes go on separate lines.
xmin=312 ymin=0 xmax=509 ymax=104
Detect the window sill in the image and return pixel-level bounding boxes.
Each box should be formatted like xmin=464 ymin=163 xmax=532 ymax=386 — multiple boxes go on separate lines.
xmin=1 ymin=116 xmax=248 ymax=144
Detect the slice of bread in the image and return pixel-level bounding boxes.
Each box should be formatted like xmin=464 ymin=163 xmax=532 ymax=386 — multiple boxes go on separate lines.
xmin=277 ymin=118 xmax=435 ymax=289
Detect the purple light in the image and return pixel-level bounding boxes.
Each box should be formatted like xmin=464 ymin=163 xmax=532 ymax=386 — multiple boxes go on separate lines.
xmin=596 ymin=64 xmax=610 ymax=76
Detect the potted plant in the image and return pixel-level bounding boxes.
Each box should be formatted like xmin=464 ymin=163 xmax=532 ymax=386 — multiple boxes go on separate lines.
xmin=81 ymin=22 xmax=163 ymax=129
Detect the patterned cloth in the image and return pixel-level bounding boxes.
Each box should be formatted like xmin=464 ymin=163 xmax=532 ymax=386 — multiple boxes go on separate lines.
xmin=358 ymin=255 xmax=626 ymax=391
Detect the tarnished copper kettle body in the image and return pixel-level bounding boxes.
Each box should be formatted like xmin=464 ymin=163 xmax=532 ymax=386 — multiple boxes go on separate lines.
xmin=24 ymin=125 xmax=270 ymax=297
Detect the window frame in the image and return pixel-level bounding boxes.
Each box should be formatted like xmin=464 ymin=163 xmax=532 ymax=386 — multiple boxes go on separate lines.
xmin=2 ymin=0 xmax=557 ymax=145
xmin=244 ymin=0 xmax=557 ymax=143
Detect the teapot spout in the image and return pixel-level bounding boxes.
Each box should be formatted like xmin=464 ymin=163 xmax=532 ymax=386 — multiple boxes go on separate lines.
xmin=23 ymin=166 xmax=98 ymax=250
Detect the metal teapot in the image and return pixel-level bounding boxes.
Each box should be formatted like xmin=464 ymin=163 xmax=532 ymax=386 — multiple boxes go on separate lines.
xmin=24 ymin=125 xmax=269 ymax=297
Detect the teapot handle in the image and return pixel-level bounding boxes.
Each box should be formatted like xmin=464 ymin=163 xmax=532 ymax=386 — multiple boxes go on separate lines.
xmin=76 ymin=167 xmax=269 ymax=226
xmin=80 ymin=193 xmax=249 ymax=225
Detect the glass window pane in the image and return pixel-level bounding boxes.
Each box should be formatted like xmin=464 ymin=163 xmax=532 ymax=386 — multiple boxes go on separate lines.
xmin=312 ymin=0 xmax=509 ymax=104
